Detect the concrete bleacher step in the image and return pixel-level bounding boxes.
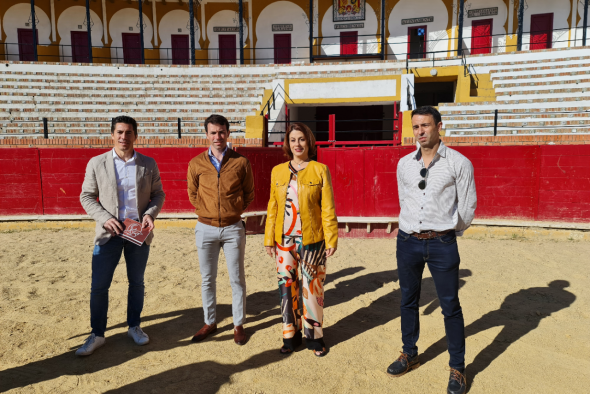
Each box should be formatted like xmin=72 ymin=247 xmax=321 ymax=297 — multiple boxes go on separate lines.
xmin=444 ymin=127 xmax=590 ymax=136
xmin=497 ymin=87 xmax=590 ymax=101
xmin=0 ymin=64 xmax=273 ymax=139
xmin=496 ymin=79 xmax=590 ymax=90
xmin=491 ymin=70 xmax=590 ymax=85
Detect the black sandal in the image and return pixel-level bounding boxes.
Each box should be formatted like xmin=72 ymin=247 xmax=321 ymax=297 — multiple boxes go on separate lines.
xmin=306 ymin=338 xmax=328 ymax=357
xmin=279 ymin=331 xmax=302 ymax=356
xmin=312 ymin=347 xmax=327 ymax=357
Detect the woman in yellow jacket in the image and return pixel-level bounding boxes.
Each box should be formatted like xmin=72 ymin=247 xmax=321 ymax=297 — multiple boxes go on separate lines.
xmin=264 ymin=122 xmax=338 ymax=357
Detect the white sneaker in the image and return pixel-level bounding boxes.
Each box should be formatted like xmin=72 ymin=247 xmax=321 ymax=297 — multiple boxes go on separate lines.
xmin=75 ymin=333 xmax=105 ymax=356
xmin=128 ymin=326 xmax=150 ymax=345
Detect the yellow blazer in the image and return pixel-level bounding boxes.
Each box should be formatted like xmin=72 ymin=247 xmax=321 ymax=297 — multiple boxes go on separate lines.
xmin=264 ymin=160 xmax=338 ymax=249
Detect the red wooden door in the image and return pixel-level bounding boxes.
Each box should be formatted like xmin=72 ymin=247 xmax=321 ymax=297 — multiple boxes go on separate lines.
xmin=122 ymin=33 xmax=142 ymax=64
xmin=340 ymin=31 xmax=358 ymax=55
xmin=71 ymin=31 xmax=90 ymax=63
xmin=171 ymin=34 xmax=189 ymax=65
xmin=17 ymin=28 xmax=38 ymax=61
xmin=218 ymin=34 xmax=237 ymax=65
xmin=530 ymin=13 xmax=553 ymax=50
xmin=274 ymin=34 xmax=291 ymax=64
xmin=471 ymin=19 xmax=492 ymax=54
xmin=407 ymin=26 xmax=427 ymax=59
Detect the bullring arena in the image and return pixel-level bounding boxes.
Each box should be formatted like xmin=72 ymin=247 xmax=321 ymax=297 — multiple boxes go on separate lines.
xmin=1 ymin=0 xmax=590 ymax=393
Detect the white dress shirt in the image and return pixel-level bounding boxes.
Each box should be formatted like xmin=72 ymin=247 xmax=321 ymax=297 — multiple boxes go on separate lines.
xmin=397 ymin=141 xmax=477 ymax=236
xmin=112 ymin=149 xmax=139 ymax=221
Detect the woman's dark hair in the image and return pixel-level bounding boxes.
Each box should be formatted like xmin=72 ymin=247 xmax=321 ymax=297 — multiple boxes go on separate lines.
xmin=411 ymin=106 xmax=442 ymax=125
xmin=204 ymin=114 xmax=230 ymax=134
xmin=111 ymin=115 xmax=138 ymax=136
xmin=283 ymin=123 xmax=317 ymax=160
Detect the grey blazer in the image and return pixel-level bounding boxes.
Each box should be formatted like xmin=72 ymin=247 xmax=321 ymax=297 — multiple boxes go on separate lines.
xmin=80 ymin=150 xmax=166 ymax=245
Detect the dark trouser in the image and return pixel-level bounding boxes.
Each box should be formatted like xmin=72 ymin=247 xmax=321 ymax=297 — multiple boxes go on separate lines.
xmin=90 ymin=236 xmax=150 ymax=337
xmin=396 ymin=229 xmax=465 ymax=370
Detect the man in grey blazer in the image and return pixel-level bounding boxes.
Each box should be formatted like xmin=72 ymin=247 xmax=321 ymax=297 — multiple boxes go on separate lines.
xmin=77 ymin=115 xmax=165 ymax=356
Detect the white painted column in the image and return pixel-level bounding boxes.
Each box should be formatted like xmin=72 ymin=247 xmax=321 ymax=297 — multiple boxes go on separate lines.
xmin=201 ymin=1 xmax=207 ymax=41
xmin=102 ymin=0 xmax=108 ymax=44
xmin=152 ymin=0 xmax=158 ymax=46
xmin=508 ymin=0 xmax=514 ymax=35
xmin=569 ymin=0 xmax=577 ymax=47
xmin=451 ymin=0 xmax=457 ymax=52
xmin=50 ymin=0 xmax=57 ymax=42
xmin=314 ymin=0 xmax=319 ymax=37
xmin=248 ymin=0 xmax=253 ymax=48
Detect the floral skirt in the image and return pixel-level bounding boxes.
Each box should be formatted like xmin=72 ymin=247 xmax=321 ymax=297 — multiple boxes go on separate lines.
xmin=276 ymin=235 xmax=326 ymax=345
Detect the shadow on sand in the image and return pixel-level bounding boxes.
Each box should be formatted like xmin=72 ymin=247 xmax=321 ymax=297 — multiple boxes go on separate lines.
xmin=420 ymin=280 xmax=576 ymax=391
xmin=1 ymin=267 xmax=573 ymax=393
xmin=0 ymin=266 xmax=361 ymax=392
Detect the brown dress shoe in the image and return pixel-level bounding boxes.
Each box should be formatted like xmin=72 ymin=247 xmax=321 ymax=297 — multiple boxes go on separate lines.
xmin=191 ymin=324 xmax=217 ymax=342
xmin=234 ymin=325 xmax=247 ymax=345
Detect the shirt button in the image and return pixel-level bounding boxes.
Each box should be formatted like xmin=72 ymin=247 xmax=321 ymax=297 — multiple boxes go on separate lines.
xmin=421 ymin=207 xmax=423 ymax=209
xmin=419 ymin=221 xmax=422 ymax=224
xmin=423 ymin=193 xmax=425 ymax=195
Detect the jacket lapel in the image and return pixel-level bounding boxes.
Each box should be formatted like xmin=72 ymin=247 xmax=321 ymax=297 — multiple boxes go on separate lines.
xmin=135 ymin=152 xmax=146 ymax=185
xmin=135 ymin=152 xmax=147 ymax=212
xmin=104 ymin=150 xmax=117 ymax=190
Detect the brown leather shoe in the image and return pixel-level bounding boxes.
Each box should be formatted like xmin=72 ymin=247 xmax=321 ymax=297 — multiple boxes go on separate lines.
xmin=234 ymin=325 xmax=247 ymax=345
xmin=191 ymin=324 xmax=217 ymax=343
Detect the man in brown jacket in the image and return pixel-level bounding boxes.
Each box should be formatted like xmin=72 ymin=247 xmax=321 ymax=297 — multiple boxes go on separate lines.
xmin=187 ymin=114 xmax=255 ymax=345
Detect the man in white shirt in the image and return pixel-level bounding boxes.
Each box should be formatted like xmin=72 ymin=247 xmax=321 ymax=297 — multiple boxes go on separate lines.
xmin=387 ymin=106 xmax=476 ymax=394
xmin=78 ymin=116 xmax=166 ymax=356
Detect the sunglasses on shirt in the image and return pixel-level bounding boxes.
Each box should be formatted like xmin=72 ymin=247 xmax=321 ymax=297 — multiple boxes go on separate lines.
xmin=419 ymin=168 xmax=428 ymax=190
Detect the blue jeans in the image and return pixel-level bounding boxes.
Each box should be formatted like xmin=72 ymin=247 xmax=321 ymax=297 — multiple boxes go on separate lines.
xmin=90 ymin=236 xmax=150 ymax=337
xmin=396 ymin=229 xmax=465 ymax=370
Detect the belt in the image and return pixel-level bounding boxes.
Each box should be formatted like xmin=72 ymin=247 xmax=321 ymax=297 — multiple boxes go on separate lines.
xmin=411 ymin=230 xmax=452 ymax=240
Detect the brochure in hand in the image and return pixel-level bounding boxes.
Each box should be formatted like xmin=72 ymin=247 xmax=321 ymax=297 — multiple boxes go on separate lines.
xmin=117 ymin=218 xmax=151 ymax=246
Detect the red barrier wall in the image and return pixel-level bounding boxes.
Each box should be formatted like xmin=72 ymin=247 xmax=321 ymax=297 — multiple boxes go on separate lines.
xmin=4 ymin=147 xmax=286 ymax=216
xmin=318 ymin=145 xmax=590 ymax=223
xmin=537 ymin=145 xmax=589 ymax=222
xmin=1 ymin=146 xmax=588 ymax=223
xmin=0 ymin=149 xmax=43 ymax=215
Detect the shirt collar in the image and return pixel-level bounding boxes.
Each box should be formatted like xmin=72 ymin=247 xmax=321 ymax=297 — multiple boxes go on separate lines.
xmin=414 ymin=140 xmax=447 ymax=160
xmin=112 ymin=148 xmax=136 ymax=162
xmin=208 ymin=145 xmax=228 ymax=159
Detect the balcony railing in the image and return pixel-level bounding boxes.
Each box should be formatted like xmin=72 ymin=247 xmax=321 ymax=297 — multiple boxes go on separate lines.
xmin=2 ymin=27 xmax=587 ymax=66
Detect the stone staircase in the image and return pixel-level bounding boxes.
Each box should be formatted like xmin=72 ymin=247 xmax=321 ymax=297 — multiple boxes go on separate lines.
xmin=0 ymin=63 xmax=274 ymax=139
xmin=440 ymin=50 xmax=590 ymax=136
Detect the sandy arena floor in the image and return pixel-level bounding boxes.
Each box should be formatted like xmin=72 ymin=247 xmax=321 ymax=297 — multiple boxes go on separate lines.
xmin=0 ymin=227 xmax=589 ymax=393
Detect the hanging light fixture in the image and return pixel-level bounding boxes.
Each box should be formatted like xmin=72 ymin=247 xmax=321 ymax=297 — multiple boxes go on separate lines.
xmin=136 ymin=18 xmax=147 ymax=30
xmin=27 ymin=11 xmax=40 ymax=26
xmin=83 ymin=14 xmax=94 ymax=29
xmin=186 ymin=17 xmax=199 ymax=32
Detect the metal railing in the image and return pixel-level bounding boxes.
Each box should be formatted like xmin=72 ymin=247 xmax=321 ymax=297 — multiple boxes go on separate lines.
xmin=4 ymin=26 xmax=588 ymax=66
xmin=441 ymin=109 xmax=590 ymax=137
xmin=266 ymin=102 xmax=403 ymax=147
xmin=3 ymin=117 xmax=243 ymax=139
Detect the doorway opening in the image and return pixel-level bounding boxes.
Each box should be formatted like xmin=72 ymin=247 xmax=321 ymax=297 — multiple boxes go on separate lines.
xmin=340 ymin=31 xmax=358 ymax=55
xmin=530 ymin=13 xmax=553 ymax=50
xmin=290 ymin=104 xmax=395 ymax=142
xmin=414 ymin=81 xmax=455 ymax=107
xmin=18 ymin=28 xmax=38 ymax=61
xmin=274 ymin=34 xmax=291 ymax=64
xmin=122 ymin=33 xmax=142 ymax=64
xmin=171 ymin=34 xmax=190 ymax=65
xmin=71 ymin=31 xmax=90 ymax=63
xmin=219 ymin=34 xmax=237 ymax=64
xmin=471 ymin=19 xmax=493 ymax=54
xmin=407 ymin=26 xmax=427 ymax=59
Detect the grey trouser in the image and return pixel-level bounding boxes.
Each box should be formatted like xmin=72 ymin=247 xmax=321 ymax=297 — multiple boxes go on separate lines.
xmin=195 ymin=220 xmax=247 ymax=326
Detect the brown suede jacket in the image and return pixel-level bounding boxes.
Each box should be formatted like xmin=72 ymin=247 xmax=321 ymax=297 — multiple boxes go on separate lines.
xmin=187 ymin=149 xmax=255 ymax=227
